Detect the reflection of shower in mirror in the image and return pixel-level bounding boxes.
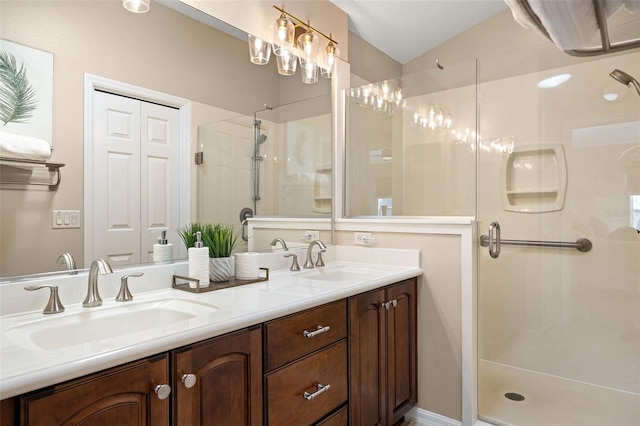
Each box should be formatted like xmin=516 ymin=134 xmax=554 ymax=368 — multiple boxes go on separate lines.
xmin=253 ymin=116 xmax=268 ymax=214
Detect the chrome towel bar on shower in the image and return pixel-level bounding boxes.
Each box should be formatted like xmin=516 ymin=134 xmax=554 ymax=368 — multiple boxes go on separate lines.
xmin=480 ymin=221 xmax=592 ymax=258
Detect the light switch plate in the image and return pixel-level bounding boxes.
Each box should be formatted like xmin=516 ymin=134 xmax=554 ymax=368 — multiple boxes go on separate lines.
xmin=52 ymin=210 xmax=81 ymax=229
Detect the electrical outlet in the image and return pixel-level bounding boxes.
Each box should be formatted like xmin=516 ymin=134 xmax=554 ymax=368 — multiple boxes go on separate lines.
xmin=303 ymin=230 xmax=320 ymax=242
xmin=52 ymin=210 xmax=81 ymax=229
xmin=354 ymin=232 xmax=372 ymax=245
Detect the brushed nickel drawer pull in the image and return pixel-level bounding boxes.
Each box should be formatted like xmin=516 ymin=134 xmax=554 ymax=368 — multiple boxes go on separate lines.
xmin=302 ymin=325 xmax=330 ymax=338
xmin=303 ymin=383 xmax=331 ymax=400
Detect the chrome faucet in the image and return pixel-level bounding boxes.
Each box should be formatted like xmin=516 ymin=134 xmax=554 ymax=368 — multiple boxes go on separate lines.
xmin=303 ymin=240 xmax=327 ymax=269
xmin=83 ymin=258 xmax=113 ymax=307
xmin=270 ymin=238 xmax=288 ymax=251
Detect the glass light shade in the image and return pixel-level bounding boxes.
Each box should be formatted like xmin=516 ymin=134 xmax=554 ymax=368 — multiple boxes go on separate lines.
xmin=320 ymin=41 xmax=340 ymax=78
xmin=301 ymin=62 xmax=318 ymax=84
xmin=122 ymin=0 xmax=149 ymax=13
xmin=272 ymin=13 xmax=294 ymax=56
xmin=393 ymin=84 xmax=403 ymax=105
xmin=248 ymin=34 xmax=271 ymax=65
xmin=276 ymin=49 xmax=297 ymax=75
xmin=297 ymin=30 xmax=320 ymax=65
xmin=372 ymin=95 xmax=387 ymax=113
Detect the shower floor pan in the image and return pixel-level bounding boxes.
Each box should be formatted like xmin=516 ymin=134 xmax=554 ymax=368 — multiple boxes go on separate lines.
xmin=479 ymin=360 xmax=639 ymax=425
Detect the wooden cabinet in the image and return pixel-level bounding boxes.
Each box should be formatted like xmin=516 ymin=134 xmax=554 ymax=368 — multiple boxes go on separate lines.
xmin=172 ymin=326 xmax=262 ymax=426
xmin=6 ymin=277 xmax=418 ymax=426
xmin=264 ymin=300 xmax=348 ymax=426
xmin=16 ymin=327 xmax=262 ymax=426
xmin=349 ymin=278 xmax=417 ymax=426
xmin=19 ymin=354 xmax=170 ymax=426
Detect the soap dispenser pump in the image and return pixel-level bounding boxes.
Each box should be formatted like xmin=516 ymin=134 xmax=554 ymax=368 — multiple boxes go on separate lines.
xmin=188 ymin=231 xmax=210 ymax=288
xmin=153 ymin=230 xmax=173 ymax=262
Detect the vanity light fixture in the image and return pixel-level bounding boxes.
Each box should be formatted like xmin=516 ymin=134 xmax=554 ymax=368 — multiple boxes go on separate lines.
xmin=122 ymin=0 xmax=150 ymax=13
xmin=247 ymin=5 xmax=340 ymax=84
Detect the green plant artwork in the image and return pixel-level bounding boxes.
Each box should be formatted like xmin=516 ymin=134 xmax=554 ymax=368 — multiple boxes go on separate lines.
xmin=0 ymin=51 xmax=38 ymax=126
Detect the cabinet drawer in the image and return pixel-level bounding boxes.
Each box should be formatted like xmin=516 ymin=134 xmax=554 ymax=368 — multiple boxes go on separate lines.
xmin=266 ymin=340 xmax=347 ymax=426
xmin=265 ymin=299 xmax=347 ymax=371
xmin=317 ymin=405 xmax=348 ymax=426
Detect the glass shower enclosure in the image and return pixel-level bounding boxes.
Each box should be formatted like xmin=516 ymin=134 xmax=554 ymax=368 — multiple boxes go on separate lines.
xmin=477 ymin=48 xmax=640 ymax=425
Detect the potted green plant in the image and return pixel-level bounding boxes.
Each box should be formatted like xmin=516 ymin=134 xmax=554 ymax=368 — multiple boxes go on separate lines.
xmin=177 ymin=222 xmax=239 ymax=282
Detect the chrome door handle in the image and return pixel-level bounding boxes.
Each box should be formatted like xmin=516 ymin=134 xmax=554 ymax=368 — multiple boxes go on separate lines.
xmin=488 ymin=221 xmax=501 ymax=258
xmin=303 ymin=383 xmax=330 ymax=400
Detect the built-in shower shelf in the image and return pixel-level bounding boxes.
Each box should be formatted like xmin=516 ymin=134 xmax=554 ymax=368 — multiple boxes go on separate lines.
xmin=501 ymin=145 xmax=567 ymax=213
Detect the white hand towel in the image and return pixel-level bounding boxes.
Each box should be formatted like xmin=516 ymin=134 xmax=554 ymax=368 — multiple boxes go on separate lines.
xmin=0 ymin=131 xmax=51 ymax=160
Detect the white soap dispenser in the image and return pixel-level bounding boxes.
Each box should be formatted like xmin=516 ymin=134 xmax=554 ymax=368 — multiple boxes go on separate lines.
xmin=188 ymin=231 xmax=210 ymax=288
xmin=153 ymin=230 xmax=173 ymax=262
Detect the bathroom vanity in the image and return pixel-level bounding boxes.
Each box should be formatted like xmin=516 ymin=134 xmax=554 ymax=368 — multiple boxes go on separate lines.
xmin=0 ymin=249 xmax=420 ymax=425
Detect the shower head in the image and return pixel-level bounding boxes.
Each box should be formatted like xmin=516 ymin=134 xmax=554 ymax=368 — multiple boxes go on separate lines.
xmin=257 ymin=134 xmax=267 ymax=145
xmin=610 ymin=69 xmax=640 ymax=95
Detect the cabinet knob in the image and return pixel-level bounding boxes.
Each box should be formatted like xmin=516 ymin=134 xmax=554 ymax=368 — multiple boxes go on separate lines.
xmin=382 ymin=300 xmax=398 ymax=310
xmin=154 ymin=384 xmax=171 ymax=400
xmin=181 ymin=373 xmax=197 ymax=388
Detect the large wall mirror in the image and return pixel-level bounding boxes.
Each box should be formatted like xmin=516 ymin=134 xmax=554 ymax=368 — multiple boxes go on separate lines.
xmin=0 ymin=0 xmax=332 ymax=279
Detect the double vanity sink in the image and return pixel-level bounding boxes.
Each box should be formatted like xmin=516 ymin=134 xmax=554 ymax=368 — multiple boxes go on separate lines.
xmin=0 ymin=248 xmax=421 ymax=400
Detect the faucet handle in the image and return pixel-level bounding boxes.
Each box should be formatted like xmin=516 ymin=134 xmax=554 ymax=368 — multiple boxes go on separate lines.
xmin=116 ymin=273 xmax=144 ymax=302
xmin=24 ymin=284 xmax=65 ymax=314
xmin=283 ymin=253 xmax=300 ymax=271
xmin=315 ymin=249 xmax=326 ymax=267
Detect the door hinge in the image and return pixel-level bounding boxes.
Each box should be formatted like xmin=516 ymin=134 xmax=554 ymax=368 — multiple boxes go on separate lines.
xmin=194 ymin=152 xmax=204 ymax=165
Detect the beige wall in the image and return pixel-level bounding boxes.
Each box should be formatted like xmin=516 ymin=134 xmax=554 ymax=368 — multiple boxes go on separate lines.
xmin=0 ymin=0 xmax=339 ymax=276
xmin=348 ymin=32 xmax=402 ymax=83
xmin=334 ymin=228 xmax=464 ymax=421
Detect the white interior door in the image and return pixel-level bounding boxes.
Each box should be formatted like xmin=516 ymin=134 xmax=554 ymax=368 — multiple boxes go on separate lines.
xmin=140 ymin=102 xmax=180 ymax=262
xmin=89 ymin=91 xmax=180 ymax=267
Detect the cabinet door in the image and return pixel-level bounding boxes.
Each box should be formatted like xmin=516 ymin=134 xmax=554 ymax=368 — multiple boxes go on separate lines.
xmin=172 ymin=327 xmax=262 ymax=426
xmin=20 ymin=354 xmax=170 ymax=426
xmin=349 ymin=288 xmax=386 ymax=426
xmin=386 ymin=279 xmax=417 ymax=425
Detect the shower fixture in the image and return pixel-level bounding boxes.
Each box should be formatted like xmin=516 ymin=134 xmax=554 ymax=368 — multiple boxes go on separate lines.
xmin=253 ymin=117 xmax=268 ymax=214
xmin=610 ymin=69 xmax=640 ymax=95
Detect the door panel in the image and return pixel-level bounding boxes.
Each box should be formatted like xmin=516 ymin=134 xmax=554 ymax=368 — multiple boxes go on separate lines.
xmin=91 ymin=91 xmax=141 ymax=266
xmin=140 ymin=102 xmax=180 ymax=263
xmin=89 ymin=91 xmax=180 ymax=266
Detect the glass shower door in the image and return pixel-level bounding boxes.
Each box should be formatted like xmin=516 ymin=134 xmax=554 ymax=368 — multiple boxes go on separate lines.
xmin=477 ymin=48 xmax=640 ymax=425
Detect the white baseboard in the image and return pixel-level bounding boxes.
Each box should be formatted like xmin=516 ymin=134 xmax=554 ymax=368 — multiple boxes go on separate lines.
xmin=406 ymin=407 xmax=462 ymax=426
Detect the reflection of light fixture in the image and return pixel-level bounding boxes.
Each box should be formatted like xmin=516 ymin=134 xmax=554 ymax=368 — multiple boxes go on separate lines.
xmin=537 ymin=73 xmax=571 ymax=88
xmin=247 ymin=5 xmax=340 ymax=83
xmin=350 ymin=79 xmax=404 ymax=115
xmin=410 ymin=103 xmax=452 ymax=131
xmin=248 ymin=34 xmax=271 ymax=65
xmin=122 ymin=0 xmax=150 ymax=13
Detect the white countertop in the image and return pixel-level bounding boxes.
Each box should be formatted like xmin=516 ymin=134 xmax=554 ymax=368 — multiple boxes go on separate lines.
xmin=0 ymin=246 xmax=421 ymax=399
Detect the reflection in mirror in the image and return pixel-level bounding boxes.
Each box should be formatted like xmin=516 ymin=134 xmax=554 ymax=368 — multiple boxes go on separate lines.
xmin=345 ymin=59 xmax=477 ymax=217
xmin=0 ymin=0 xmax=332 ymax=279
xmin=197 ymin=93 xmax=332 ymax=253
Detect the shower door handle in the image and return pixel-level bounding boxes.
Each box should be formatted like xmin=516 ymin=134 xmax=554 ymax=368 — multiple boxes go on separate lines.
xmin=488 ymin=221 xmax=501 ymax=258
xmin=242 ymin=219 xmax=249 ymax=242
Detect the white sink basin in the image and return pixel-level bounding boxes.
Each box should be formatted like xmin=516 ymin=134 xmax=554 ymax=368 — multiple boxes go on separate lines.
xmin=6 ymin=298 xmax=220 ymax=351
